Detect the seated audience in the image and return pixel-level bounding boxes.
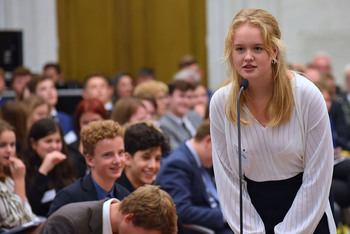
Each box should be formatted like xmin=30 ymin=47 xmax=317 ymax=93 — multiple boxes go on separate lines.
xmin=340 ymin=64 xmax=350 ymax=126
xmin=0 ymin=68 xmax=10 ymax=107
xmin=0 ymin=120 xmax=41 ymax=229
xmin=192 ymin=81 xmax=209 ymax=118
xmin=312 ymin=52 xmax=332 ymax=75
xmin=312 ymin=52 xmax=343 ymax=96
xmin=159 ymin=80 xmax=202 ymax=151
xmin=321 ymin=73 xmax=340 ymax=100
xmin=27 ymin=75 xmax=76 ymax=144
xmin=21 ymin=118 xmax=76 ymax=216
xmin=11 ymin=66 xmax=32 ymax=101
xmin=43 ymin=63 xmax=81 ymax=89
xmin=178 ymin=55 xmax=204 ymax=81
xmin=111 ymin=72 xmax=134 ymax=102
xmin=47 ymin=120 xmax=129 ymax=216
xmin=117 ymin=121 xmax=170 ymax=192
xmin=22 ymin=95 xmax=50 ymax=131
xmin=136 ymin=67 xmax=156 ymax=85
xmin=304 ymin=65 xmax=322 ymax=83
xmin=320 ymin=82 xmax=350 ymax=151
xmin=173 ymin=68 xmax=200 ymax=83
xmin=317 ymin=82 xmax=350 ymax=211
xmin=178 ymin=54 xmax=212 ymax=98
xmin=133 ymin=80 xmax=169 ymax=119
xmin=156 ymin=119 xmax=232 ymax=233
xmin=68 ymin=98 xmax=109 ymax=178
xmin=139 ymin=96 xmax=158 ymax=122
xmin=111 ymin=97 xmax=148 ymax=125
xmin=39 ymin=185 xmax=178 ymax=234
xmin=82 ymin=73 xmax=114 ymax=115
xmin=0 ymin=100 xmax=29 ymax=154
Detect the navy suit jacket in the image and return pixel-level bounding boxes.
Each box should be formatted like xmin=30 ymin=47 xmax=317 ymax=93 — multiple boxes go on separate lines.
xmin=47 ymin=173 xmax=129 ymax=217
xmin=56 ymin=111 xmax=74 ymax=135
xmin=156 ymin=143 xmax=229 ymax=232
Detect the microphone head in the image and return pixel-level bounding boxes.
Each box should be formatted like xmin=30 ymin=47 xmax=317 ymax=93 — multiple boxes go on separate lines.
xmin=240 ymin=79 xmax=249 ymax=90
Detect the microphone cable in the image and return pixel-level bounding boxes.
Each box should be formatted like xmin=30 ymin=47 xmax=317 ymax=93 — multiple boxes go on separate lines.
xmin=237 ymin=78 xmax=249 ymax=234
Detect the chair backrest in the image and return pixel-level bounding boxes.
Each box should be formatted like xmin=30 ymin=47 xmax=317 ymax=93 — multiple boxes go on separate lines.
xmin=182 ymin=223 xmax=215 ymax=234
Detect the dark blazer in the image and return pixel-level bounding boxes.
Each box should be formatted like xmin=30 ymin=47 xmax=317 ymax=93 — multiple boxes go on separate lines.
xmin=116 ymin=171 xmax=135 ymax=193
xmin=159 ymin=110 xmax=202 ymax=151
xmin=56 ymin=111 xmax=74 ymax=135
xmin=47 ymin=173 xmax=129 ymax=217
xmin=156 ymin=143 xmax=231 ymax=233
xmin=329 ymin=99 xmax=350 ymax=150
xmin=39 ymin=200 xmax=105 ymax=234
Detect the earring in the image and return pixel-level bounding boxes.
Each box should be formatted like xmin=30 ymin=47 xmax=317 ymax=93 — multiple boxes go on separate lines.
xmin=271 ymin=59 xmax=276 ymax=64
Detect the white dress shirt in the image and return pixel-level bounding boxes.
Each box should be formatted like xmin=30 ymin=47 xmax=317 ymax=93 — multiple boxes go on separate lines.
xmin=102 ymin=199 xmax=119 ymax=234
xmin=210 ymin=73 xmax=336 ymax=233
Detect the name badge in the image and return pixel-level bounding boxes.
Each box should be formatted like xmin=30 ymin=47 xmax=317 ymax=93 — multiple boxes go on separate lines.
xmin=41 ymin=189 xmax=56 ymax=203
xmin=241 ymin=148 xmax=250 ymax=169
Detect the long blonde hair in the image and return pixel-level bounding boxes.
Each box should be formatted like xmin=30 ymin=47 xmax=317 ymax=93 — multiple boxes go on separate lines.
xmin=223 ymin=8 xmax=293 ymax=126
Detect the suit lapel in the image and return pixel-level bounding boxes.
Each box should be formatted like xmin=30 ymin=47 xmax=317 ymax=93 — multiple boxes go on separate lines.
xmin=82 ymin=173 xmax=99 ymax=200
xmin=163 ymin=114 xmax=191 ymax=141
xmin=182 ymin=143 xmax=215 ymax=207
xmin=87 ymin=200 xmax=104 ymax=233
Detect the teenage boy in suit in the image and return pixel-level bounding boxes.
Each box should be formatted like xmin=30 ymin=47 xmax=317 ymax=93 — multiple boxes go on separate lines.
xmin=159 ymin=80 xmax=202 ymax=152
xmin=39 ymin=185 xmax=178 ymax=234
xmin=156 ymin=119 xmax=233 ymax=234
xmin=47 ymin=120 xmax=129 ymax=216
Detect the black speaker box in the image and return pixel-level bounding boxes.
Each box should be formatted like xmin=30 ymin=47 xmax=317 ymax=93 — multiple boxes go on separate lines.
xmin=0 ymin=31 xmax=23 ymax=72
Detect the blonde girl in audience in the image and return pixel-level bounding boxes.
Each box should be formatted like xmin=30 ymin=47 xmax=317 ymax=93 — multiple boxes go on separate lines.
xmin=133 ymin=80 xmax=170 ymax=119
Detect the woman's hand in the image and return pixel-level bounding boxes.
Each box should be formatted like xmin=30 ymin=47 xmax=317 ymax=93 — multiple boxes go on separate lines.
xmin=9 ymin=156 xmax=26 ymax=181
xmin=38 ymin=151 xmax=67 ymax=175
xmin=334 ymin=147 xmax=343 ymax=160
xmin=9 ymin=156 xmax=27 ymax=203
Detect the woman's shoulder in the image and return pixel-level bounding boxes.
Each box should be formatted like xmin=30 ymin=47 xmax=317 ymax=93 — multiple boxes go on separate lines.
xmin=291 ymin=72 xmax=320 ymax=97
xmin=292 ymin=72 xmax=316 ymax=88
xmin=211 ymin=82 xmax=231 ymax=102
xmin=291 ymin=72 xmax=326 ymax=113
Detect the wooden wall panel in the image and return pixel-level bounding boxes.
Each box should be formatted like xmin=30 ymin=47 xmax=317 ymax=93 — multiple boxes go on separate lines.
xmin=57 ymin=0 xmax=207 ymax=85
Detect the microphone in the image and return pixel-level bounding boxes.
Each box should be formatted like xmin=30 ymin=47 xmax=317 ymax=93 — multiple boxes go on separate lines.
xmin=237 ymin=78 xmax=248 ymax=234
xmin=240 ymin=78 xmax=249 ymax=90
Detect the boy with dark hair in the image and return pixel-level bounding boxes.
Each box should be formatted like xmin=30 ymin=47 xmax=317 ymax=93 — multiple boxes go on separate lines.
xmin=117 ymin=121 xmax=169 ymax=192
xmin=43 ymin=62 xmax=81 ymax=89
xmin=136 ymin=67 xmax=156 ymax=85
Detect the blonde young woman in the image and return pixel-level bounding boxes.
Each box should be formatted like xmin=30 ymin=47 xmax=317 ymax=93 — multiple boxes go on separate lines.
xmin=210 ymin=9 xmax=336 ymax=233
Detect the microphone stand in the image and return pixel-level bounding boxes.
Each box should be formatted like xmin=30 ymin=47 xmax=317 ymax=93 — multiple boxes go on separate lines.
xmin=237 ymin=79 xmax=248 ymax=234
